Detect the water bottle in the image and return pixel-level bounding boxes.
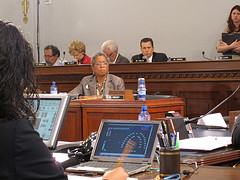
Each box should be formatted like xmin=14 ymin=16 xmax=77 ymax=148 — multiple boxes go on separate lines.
xmin=50 ymin=81 xmax=58 ymax=94
xmin=138 ymin=78 xmax=146 ymax=101
xmin=59 ymin=58 xmax=63 ymax=66
xmin=138 ymin=106 xmax=151 ymax=121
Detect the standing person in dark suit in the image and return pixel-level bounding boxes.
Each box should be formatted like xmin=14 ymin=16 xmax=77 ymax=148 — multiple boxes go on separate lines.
xmin=0 ymin=20 xmax=67 ymax=179
xmin=131 ymin=37 xmax=168 ymax=62
xmin=101 ymin=40 xmax=130 ymax=63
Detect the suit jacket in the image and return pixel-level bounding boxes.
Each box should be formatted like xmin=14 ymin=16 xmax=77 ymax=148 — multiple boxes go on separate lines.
xmin=0 ymin=118 xmax=67 ymax=179
xmin=69 ymin=74 xmax=125 ymax=97
xmin=232 ymin=114 xmax=240 ymax=147
xmin=131 ymin=52 xmax=168 ymax=62
xmin=115 ymin=54 xmax=130 ymax=63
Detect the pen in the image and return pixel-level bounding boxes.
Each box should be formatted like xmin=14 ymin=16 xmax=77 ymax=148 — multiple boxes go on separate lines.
xmin=165 ymin=120 xmax=172 ymax=148
xmin=157 ymin=132 xmax=165 ymax=147
xmin=169 ymin=118 xmax=176 ymax=135
xmin=161 ymin=121 xmax=169 ymax=148
xmin=115 ymin=140 xmax=136 ymax=168
xmin=175 ymin=132 xmax=179 ymax=150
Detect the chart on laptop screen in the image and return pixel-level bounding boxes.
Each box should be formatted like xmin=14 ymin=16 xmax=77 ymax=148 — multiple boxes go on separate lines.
xmin=94 ymin=122 xmax=156 ymax=158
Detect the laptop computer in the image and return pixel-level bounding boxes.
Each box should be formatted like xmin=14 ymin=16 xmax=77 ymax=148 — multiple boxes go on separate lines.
xmin=29 ymin=93 xmax=71 ymax=150
xmin=66 ymin=119 xmax=160 ymax=175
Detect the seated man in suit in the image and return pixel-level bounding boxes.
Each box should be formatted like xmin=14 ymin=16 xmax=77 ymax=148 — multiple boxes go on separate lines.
xmin=131 ymin=37 xmax=168 ymax=63
xmin=69 ymin=52 xmax=125 ymax=99
xmin=101 ymin=40 xmax=130 ymax=63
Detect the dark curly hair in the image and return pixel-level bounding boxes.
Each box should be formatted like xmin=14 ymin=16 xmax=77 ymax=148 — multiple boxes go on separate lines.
xmin=0 ymin=20 xmax=39 ymax=124
xmin=227 ymin=5 xmax=240 ymax=33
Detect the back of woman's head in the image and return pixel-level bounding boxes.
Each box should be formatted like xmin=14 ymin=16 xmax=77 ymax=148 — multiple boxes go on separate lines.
xmin=0 ymin=20 xmax=37 ymax=121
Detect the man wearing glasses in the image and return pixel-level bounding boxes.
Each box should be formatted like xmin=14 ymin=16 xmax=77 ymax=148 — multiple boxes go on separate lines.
xmin=44 ymin=45 xmax=67 ymax=66
xmin=101 ymin=40 xmax=130 ymax=64
xmin=69 ymin=52 xmax=125 ymax=99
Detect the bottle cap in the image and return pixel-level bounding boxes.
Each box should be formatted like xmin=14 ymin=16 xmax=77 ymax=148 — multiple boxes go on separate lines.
xmin=52 ymin=81 xmax=56 ymax=85
xmin=141 ymin=106 xmax=147 ymax=111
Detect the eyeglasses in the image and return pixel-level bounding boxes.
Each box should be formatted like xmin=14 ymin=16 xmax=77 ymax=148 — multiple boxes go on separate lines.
xmin=106 ymin=52 xmax=113 ymax=58
xmin=95 ymin=62 xmax=108 ymax=66
xmin=44 ymin=55 xmax=53 ymax=58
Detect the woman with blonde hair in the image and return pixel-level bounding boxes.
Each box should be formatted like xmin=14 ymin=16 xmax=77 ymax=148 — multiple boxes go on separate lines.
xmin=68 ymin=40 xmax=91 ymax=64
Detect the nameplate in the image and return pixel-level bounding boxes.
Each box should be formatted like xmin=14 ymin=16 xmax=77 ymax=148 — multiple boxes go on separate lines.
xmin=170 ymin=57 xmax=186 ymax=62
xmin=65 ymin=62 xmax=77 ymax=65
xmin=35 ymin=63 xmax=47 ymax=66
xmin=105 ymin=95 xmax=124 ymax=100
xmin=132 ymin=59 xmax=147 ymax=63
xmin=216 ymin=55 xmax=232 ymax=60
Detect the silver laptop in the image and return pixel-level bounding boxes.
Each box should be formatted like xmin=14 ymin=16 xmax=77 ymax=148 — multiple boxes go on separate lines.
xmin=66 ymin=119 xmax=160 ymax=175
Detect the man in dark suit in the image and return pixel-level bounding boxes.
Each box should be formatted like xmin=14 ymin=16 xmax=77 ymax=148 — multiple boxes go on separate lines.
xmin=101 ymin=40 xmax=130 ymax=63
xmin=131 ymin=37 xmax=168 ymax=62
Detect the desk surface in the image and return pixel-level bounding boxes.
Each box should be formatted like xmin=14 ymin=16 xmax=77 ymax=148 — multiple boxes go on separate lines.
xmin=66 ymin=161 xmax=240 ymax=180
xmin=132 ymin=163 xmax=240 ymax=180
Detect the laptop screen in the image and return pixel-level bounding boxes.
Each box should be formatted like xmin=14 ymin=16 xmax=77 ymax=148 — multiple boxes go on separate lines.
xmin=92 ymin=120 xmax=160 ymax=163
xmin=30 ymin=94 xmax=70 ymax=149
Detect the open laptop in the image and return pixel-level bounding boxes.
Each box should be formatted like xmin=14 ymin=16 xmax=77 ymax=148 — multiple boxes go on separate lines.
xmin=66 ymin=119 xmax=160 ymax=175
xmin=29 ymin=93 xmax=71 ymax=150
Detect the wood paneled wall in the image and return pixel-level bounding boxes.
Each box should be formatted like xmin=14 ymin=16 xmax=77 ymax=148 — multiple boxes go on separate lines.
xmin=36 ymin=60 xmax=240 ymax=118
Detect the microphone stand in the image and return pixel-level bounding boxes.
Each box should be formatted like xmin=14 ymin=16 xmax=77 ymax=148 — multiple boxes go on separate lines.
xmin=202 ymin=51 xmax=213 ymax=61
xmin=186 ymin=85 xmax=240 ymax=124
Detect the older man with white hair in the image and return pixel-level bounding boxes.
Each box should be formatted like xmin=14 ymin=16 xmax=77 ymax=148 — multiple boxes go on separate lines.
xmin=101 ymin=40 xmax=130 ymax=63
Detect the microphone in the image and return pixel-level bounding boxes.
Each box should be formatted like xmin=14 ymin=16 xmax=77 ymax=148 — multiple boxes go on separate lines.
xmin=202 ymin=51 xmax=213 ymax=61
xmin=63 ymin=51 xmax=65 ymax=60
xmin=186 ymin=84 xmax=240 ymax=124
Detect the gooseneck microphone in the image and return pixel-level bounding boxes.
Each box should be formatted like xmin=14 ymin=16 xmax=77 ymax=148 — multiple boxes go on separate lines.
xmin=63 ymin=51 xmax=66 ymax=60
xmin=186 ymin=84 xmax=240 ymax=124
xmin=202 ymin=51 xmax=213 ymax=61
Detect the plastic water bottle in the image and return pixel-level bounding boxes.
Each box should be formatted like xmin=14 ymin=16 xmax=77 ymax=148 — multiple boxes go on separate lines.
xmin=138 ymin=106 xmax=151 ymax=121
xmin=50 ymin=81 xmax=58 ymax=94
xmin=59 ymin=59 xmax=63 ymax=66
xmin=138 ymin=78 xmax=146 ymax=101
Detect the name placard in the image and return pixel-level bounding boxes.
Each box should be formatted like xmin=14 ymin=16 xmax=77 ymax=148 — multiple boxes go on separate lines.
xmin=132 ymin=59 xmax=147 ymax=63
xmin=35 ymin=63 xmax=47 ymax=66
xmin=216 ymin=55 xmax=232 ymax=60
xmin=65 ymin=62 xmax=77 ymax=65
xmin=170 ymin=57 xmax=186 ymax=62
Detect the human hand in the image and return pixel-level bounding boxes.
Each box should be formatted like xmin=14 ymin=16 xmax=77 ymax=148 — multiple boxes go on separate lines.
xmin=230 ymin=39 xmax=240 ymax=49
xmin=102 ymin=167 xmax=128 ymax=180
xmin=220 ymin=41 xmax=228 ymax=46
xmin=232 ymin=46 xmax=240 ymax=53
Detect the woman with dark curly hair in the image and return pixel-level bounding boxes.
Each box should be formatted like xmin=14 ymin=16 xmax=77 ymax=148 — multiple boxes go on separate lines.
xmin=217 ymin=5 xmax=240 ymax=58
xmin=0 ymin=20 xmax=67 ymax=179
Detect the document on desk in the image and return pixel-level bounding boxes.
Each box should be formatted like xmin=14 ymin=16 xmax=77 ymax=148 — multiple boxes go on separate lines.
xmin=179 ymin=136 xmax=231 ymax=151
xmin=67 ymin=174 xmax=137 ymax=180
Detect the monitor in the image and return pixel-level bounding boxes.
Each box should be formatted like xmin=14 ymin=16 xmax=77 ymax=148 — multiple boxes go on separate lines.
xmin=29 ymin=93 xmax=71 ymax=149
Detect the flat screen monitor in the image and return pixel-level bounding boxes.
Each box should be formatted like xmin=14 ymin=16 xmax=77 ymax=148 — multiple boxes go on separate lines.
xmin=29 ymin=93 xmax=70 ymax=150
